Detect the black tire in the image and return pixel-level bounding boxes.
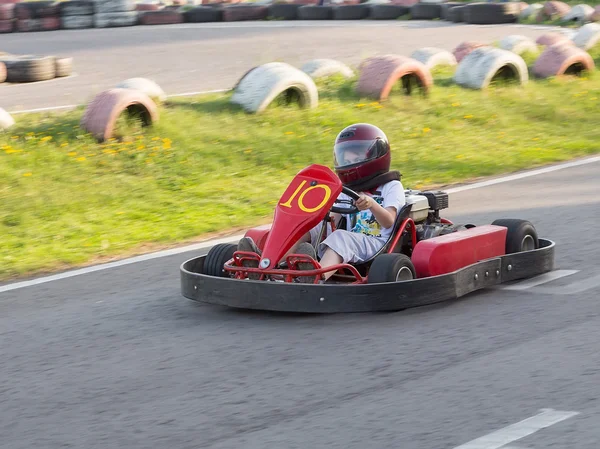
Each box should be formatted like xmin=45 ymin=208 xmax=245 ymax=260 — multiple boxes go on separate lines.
xmin=183 ymin=6 xmax=223 ymax=22
xmin=447 ymin=4 xmax=465 ymax=22
xmin=368 ymin=4 xmax=409 ymax=19
xmin=332 ymin=4 xmax=369 ymax=20
xmin=268 ymin=3 xmax=301 ymax=20
xmin=297 ymin=5 xmax=333 ymax=20
xmin=410 ymin=3 xmax=442 ymax=20
xmin=15 ymin=1 xmax=58 ymax=19
xmin=367 ymin=253 xmax=416 ymax=284
xmin=4 ymin=55 xmax=55 ymax=83
xmin=59 ymin=1 xmax=95 ymax=16
xmin=203 ymin=243 xmax=238 ymax=278
xmin=491 ymin=218 xmax=539 ymax=254
xmin=463 ymin=2 xmax=519 ymax=24
xmin=61 ymin=15 xmax=94 ymax=29
xmin=440 ymin=2 xmax=463 ymax=20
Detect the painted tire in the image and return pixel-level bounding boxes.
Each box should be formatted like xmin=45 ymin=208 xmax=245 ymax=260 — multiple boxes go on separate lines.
xmin=80 ymin=88 xmax=159 ymax=142
xmin=300 ymin=58 xmax=354 ymax=79
xmin=54 ymin=56 xmax=73 ymax=77
xmin=453 ymin=41 xmax=490 ymax=63
xmin=356 ymin=54 xmax=433 ymax=101
xmin=0 ymin=4 xmax=14 ymax=20
xmin=94 ymin=0 xmax=136 ymax=14
xmin=230 ymin=62 xmax=319 ymax=114
xmin=59 ymin=1 xmax=95 ymax=16
xmin=61 ymin=15 xmax=93 ymax=29
xmin=0 ymin=61 xmax=6 ymax=82
xmin=519 ymin=2 xmax=542 ymax=19
xmin=222 ymin=5 xmax=268 ymax=21
xmin=499 ymin=35 xmax=538 ymax=55
xmin=115 ymin=77 xmax=166 ymax=103
xmin=0 ymin=107 xmax=15 ymax=130
xmin=535 ymin=0 xmax=570 ymax=22
xmin=572 ymin=23 xmax=600 ymax=50
xmin=0 ymin=18 xmax=13 ymax=32
xmin=454 ymin=46 xmax=528 ymax=89
xmin=561 ymin=4 xmax=594 ymax=23
xmin=535 ymin=32 xmax=570 ymax=46
xmin=532 ymin=41 xmax=595 ymax=78
xmin=410 ymin=47 xmax=457 ymax=70
xmin=93 ymin=11 xmax=138 ymax=27
xmin=139 ymin=10 xmax=184 ymax=24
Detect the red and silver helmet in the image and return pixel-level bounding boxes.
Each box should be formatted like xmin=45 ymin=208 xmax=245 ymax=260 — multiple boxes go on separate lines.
xmin=333 ymin=123 xmax=391 ymax=186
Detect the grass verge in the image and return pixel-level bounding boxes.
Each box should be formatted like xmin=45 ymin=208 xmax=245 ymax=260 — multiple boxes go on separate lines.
xmin=2 ymin=47 xmax=600 ymax=281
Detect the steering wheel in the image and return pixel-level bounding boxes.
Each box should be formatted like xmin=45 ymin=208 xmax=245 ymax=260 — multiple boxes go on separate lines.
xmin=330 ymin=186 xmax=360 ymax=215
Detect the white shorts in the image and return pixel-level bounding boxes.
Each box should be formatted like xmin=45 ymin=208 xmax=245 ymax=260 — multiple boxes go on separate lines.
xmin=309 ymin=221 xmax=387 ymax=264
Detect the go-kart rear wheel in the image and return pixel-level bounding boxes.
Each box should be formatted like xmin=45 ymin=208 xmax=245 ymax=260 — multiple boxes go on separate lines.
xmin=203 ymin=243 xmax=238 ymax=277
xmin=367 ymin=253 xmax=416 ymax=283
xmin=492 ymin=218 xmax=539 ymax=254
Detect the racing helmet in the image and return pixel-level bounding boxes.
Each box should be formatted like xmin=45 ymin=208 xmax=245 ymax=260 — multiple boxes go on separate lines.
xmin=333 ymin=123 xmax=391 ymax=186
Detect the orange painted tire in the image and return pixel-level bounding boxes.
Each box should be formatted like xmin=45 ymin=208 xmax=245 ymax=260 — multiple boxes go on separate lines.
xmin=535 ymin=32 xmax=570 ymax=46
xmin=356 ymin=54 xmax=433 ymax=101
xmin=532 ymin=41 xmax=595 ymax=78
xmin=452 ymin=41 xmax=489 ymax=62
xmin=80 ymin=88 xmax=159 ymax=142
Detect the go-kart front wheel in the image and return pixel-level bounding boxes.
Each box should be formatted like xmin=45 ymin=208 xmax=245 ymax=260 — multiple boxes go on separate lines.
xmin=491 ymin=218 xmax=539 ymax=254
xmin=203 ymin=243 xmax=238 ymax=277
xmin=367 ymin=253 xmax=417 ymax=284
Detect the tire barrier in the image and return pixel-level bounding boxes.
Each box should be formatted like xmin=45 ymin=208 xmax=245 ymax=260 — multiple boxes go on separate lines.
xmin=222 ymin=5 xmax=268 ymax=21
xmin=300 ymin=58 xmax=354 ymax=79
xmin=268 ymin=3 xmax=302 ymax=20
xmin=463 ymin=2 xmax=520 ymax=24
xmin=115 ymin=77 xmax=166 ymax=103
xmin=230 ymin=62 xmax=319 ymax=114
xmin=333 ymin=4 xmax=370 ymax=20
xmin=532 ymin=41 xmax=595 ymax=78
xmin=54 ymin=56 xmax=73 ymax=77
xmin=440 ymin=2 xmax=462 ymax=20
xmin=1 ymin=55 xmax=56 ymax=82
xmin=297 ymin=5 xmax=333 ymax=19
xmin=139 ymin=10 xmax=184 ymax=25
xmin=572 ymin=23 xmax=600 ymax=50
xmin=356 ymin=54 xmax=433 ymax=101
xmin=499 ymin=34 xmax=539 ymax=55
xmin=454 ymin=46 xmax=528 ymax=90
xmin=410 ymin=47 xmax=457 ymax=70
xmin=368 ymin=4 xmax=409 ymax=20
xmin=80 ymin=88 xmax=159 ymax=142
xmin=410 ymin=2 xmax=441 ymax=19
xmin=94 ymin=11 xmax=138 ymax=28
xmin=447 ymin=4 xmax=466 ymax=22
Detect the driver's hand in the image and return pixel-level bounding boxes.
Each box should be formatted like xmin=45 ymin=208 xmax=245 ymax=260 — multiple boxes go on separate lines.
xmin=355 ymin=195 xmax=373 ymax=211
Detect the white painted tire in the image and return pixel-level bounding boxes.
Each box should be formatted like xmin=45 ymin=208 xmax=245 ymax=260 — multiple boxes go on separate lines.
xmin=572 ymin=23 xmax=600 ymax=50
xmin=410 ymin=47 xmax=457 ymax=69
xmin=0 ymin=107 xmax=15 ymax=131
xmin=115 ymin=77 xmax=166 ymax=103
xmin=499 ymin=35 xmax=538 ymax=55
xmin=230 ymin=62 xmax=318 ymax=114
xmin=94 ymin=11 xmax=138 ymax=27
xmin=300 ymin=59 xmax=354 ymax=80
xmin=562 ymin=4 xmax=594 ymax=22
xmin=454 ymin=46 xmax=528 ymax=89
xmin=519 ymin=3 xmax=542 ymax=19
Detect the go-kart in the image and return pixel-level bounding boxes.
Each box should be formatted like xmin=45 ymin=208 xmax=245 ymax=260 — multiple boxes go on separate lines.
xmin=180 ymin=164 xmax=555 ymax=313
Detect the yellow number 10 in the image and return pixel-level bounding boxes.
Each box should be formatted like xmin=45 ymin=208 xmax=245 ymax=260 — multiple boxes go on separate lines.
xmin=280 ymin=180 xmax=332 ymax=213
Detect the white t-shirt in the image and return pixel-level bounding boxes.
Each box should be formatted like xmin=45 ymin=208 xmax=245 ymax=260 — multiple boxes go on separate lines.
xmin=336 ymin=180 xmax=405 ymax=240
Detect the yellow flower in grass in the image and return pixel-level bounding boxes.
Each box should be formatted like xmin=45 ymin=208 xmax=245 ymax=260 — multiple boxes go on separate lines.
xmin=162 ymin=138 xmax=172 ymax=149
xmin=61 ymin=142 xmax=69 ymax=147
xmin=68 ymin=151 xmax=77 ymax=156
xmin=451 ymin=102 xmax=460 ymax=107
xmin=463 ymin=114 xmax=473 ymax=119
xmin=137 ymin=145 xmax=145 ymax=150
xmin=23 ymin=172 xmax=32 ymax=177
xmin=76 ymin=157 xmax=86 ymax=162
xmin=284 ymin=131 xmax=294 ymax=135
xmin=423 ymin=127 xmax=431 ymax=133
xmin=355 ymin=103 xmax=366 ymax=108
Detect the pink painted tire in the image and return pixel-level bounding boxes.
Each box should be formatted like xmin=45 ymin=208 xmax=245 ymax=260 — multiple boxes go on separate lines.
xmin=452 ymin=41 xmax=489 ymax=63
xmin=532 ymin=41 xmax=595 ymax=78
xmin=535 ymin=32 xmax=570 ymax=46
xmin=535 ymin=0 xmax=570 ymax=22
xmin=139 ymin=10 xmax=183 ymax=24
xmin=0 ymin=4 xmax=14 ymax=20
xmin=80 ymin=88 xmax=159 ymax=142
xmin=0 ymin=19 xmax=13 ymax=33
xmin=356 ymin=54 xmax=433 ymax=101
xmin=592 ymin=6 xmax=600 ymax=21
xmin=135 ymin=3 xmax=161 ymax=11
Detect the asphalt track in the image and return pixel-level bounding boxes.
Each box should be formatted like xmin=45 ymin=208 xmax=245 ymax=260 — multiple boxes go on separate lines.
xmin=1 ymin=20 xmax=568 ymax=112
xmin=1 ymin=21 xmax=599 ymax=449
xmin=2 ymin=157 xmax=599 ymax=449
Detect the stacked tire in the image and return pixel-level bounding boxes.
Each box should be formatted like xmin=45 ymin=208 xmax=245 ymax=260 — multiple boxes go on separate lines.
xmin=0 ymin=4 xmax=15 ymax=33
xmin=94 ymin=0 xmax=138 ymax=28
xmin=60 ymin=1 xmax=95 ymax=30
xmin=14 ymin=1 xmax=60 ymax=32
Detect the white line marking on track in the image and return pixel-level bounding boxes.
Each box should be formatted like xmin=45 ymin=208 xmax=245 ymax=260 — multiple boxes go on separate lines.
xmin=452 ymin=408 xmax=580 ymax=449
xmin=532 ymin=272 xmax=600 ymax=295
xmin=9 ymin=88 xmax=231 ymax=114
xmin=501 ymin=270 xmax=579 ymax=291
xmin=1 ymin=156 xmax=598 ymax=293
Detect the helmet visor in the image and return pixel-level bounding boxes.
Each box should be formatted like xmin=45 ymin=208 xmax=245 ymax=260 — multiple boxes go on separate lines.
xmin=333 ymin=140 xmax=378 ymax=169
